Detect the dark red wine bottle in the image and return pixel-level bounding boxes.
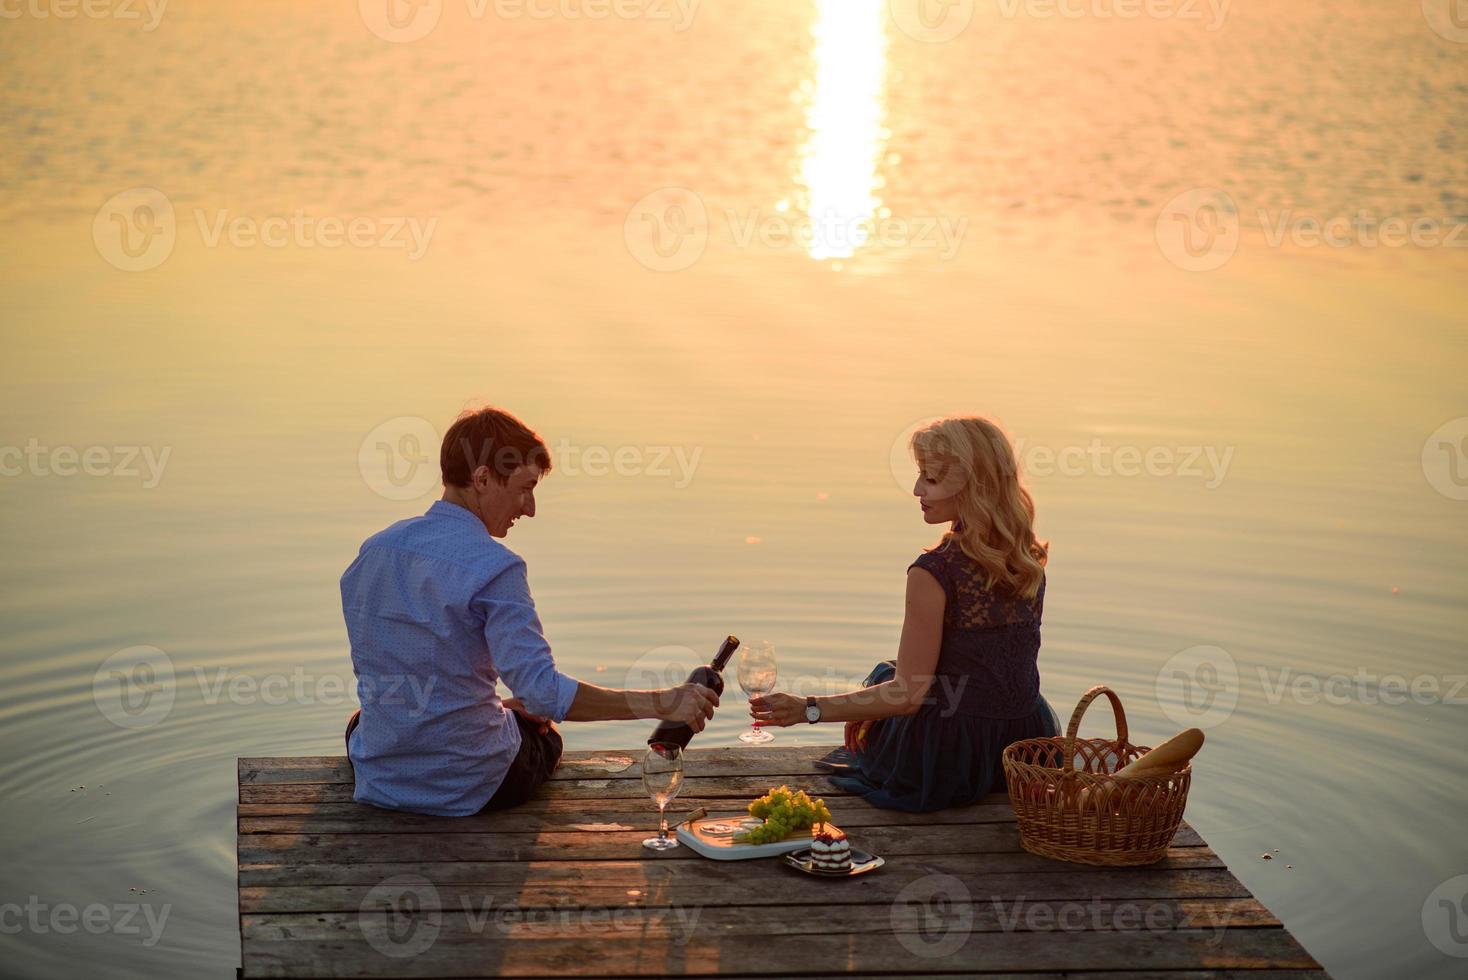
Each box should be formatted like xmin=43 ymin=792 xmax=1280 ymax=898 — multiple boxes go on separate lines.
xmin=648 ymin=635 xmax=740 ymax=750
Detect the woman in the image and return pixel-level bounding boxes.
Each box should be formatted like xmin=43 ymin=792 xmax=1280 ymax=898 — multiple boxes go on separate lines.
xmin=749 ymin=416 xmax=1060 ymax=812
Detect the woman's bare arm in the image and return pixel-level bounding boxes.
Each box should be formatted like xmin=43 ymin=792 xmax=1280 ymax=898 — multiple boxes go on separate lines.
xmin=749 ymin=566 xmax=946 ymax=727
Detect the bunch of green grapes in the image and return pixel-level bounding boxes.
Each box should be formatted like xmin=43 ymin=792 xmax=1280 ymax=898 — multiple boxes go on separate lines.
xmin=740 ymin=785 xmax=833 ymax=844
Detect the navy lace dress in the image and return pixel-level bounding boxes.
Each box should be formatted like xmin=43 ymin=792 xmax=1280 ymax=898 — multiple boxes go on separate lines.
xmin=829 ymin=540 xmax=1060 ymax=812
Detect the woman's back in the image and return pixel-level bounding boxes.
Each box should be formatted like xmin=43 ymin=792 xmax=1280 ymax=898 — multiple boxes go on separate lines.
xmin=910 ymin=539 xmax=1046 ymax=721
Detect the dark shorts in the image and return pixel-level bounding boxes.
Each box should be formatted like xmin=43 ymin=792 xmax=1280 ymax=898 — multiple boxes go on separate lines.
xmin=345 ymin=709 xmax=564 ymax=812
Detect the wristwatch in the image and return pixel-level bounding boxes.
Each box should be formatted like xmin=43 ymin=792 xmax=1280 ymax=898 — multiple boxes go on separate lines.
xmin=805 ymin=697 xmax=821 ymax=724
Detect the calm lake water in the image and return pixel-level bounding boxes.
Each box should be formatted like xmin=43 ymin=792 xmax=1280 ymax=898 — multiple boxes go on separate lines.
xmin=2 ymin=1 xmax=1467 ymax=977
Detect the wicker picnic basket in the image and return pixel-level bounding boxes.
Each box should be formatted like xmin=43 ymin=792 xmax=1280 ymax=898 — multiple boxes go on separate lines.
xmin=1003 ymin=685 xmax=1191 ymax=866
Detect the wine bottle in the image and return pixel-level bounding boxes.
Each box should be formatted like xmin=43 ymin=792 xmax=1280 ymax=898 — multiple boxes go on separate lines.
xmin=647 ymin=635 xmax=740 ymax=751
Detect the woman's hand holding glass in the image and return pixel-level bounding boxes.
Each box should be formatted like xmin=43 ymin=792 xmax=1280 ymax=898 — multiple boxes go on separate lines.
xmin=747 ymin=691 xmax=807 ymax=729
xmin=737 ymin=641 xmax=778 ymax=743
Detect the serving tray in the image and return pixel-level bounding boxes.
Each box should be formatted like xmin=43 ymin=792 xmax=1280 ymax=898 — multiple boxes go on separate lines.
xmin=674 ymin=814 xmax=842 ymax=861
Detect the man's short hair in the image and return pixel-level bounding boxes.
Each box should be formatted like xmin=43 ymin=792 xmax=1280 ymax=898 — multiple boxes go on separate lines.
xmin=440 ymin=407 xmax=552 ymax=488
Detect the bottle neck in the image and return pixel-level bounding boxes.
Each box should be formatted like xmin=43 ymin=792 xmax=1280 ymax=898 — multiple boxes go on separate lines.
xmin=710 ymin=636 xmax=739 ymax=672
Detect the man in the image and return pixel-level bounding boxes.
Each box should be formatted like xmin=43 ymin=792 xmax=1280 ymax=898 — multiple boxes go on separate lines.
xmin=341 ymin=406 xmax=718 ymax=816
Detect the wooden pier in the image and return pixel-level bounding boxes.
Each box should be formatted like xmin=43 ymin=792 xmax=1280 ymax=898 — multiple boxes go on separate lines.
xmin=237 ymin=745 xmax=1325 ymax=978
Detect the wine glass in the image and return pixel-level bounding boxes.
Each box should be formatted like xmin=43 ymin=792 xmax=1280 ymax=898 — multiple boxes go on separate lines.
xmin=641 ymin=742 xmax=685 ymax=851
xmin=737 ymin=640 xmax=778 ymax=744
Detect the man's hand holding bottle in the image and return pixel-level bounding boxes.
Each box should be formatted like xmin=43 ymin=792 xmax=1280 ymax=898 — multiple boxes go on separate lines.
xmin=655 ymin=683 xmax=720 ymax=732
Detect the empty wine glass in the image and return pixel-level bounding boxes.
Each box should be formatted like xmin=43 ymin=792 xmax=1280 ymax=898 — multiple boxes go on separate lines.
xmin=641 ymin=742 xmax=685 ymax=851
xmin=738 ymin=640 xmax=778 ymax=744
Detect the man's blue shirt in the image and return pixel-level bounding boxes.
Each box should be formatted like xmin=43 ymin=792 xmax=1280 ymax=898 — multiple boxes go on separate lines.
xmin=341 ymin=500 xmax=579 ymax=816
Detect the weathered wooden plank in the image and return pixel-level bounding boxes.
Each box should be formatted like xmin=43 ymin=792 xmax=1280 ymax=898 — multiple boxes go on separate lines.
xmin=240 ymin=922 xmax=1319 ymax=977
xmin=242 ymin=866 xmax=1251 ymax=917
xmin=244 ymin=895 xmax=1279 ymax=941
xmin=240 ymin=746 xmax=837 ymax=784
xmin=247 ymin=975 xmax=1326 ymax=980
xmin=241 ymin=773 xmax=857 ymax=805
xmin=237 ymin=821 xmax=1204 ymax=867
xmin=239 ymin=844 xmax=1226 ymax=900
xmin=240 ymin=849 xmax=1233 ymax=913
xmin=277 ymin=974 xmax=1327 ymax=980
xmin=237 ymin=798 xmax=1022 ymax=833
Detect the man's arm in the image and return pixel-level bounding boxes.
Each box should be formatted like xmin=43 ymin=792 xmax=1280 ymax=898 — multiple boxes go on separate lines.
xmin=564 ymin=682 xmax=718 ymax=730
xmin=476 ymin=561 xmax=719 ymax=728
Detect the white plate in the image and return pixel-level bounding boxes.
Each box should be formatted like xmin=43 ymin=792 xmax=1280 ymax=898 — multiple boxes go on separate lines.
xmin=674 ymin=815 xmax=833 ymax=861
xmin=782 ymin=846 xmax=885 ymax=877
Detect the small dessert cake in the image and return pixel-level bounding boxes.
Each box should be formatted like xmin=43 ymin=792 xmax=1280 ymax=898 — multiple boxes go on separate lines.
xmin=810 ymin=829 xmax=852 ymax=872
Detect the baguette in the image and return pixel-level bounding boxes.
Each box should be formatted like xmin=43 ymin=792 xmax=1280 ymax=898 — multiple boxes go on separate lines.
xmin=1071 ymin=728 xmax=1203 ymax=812
xmin=1114 ymin=728 xmax=1204 ymax=778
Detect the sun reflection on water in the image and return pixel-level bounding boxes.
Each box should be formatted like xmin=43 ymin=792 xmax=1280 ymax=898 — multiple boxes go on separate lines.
xmin=796 ymin=0 xmax=891 ymax=261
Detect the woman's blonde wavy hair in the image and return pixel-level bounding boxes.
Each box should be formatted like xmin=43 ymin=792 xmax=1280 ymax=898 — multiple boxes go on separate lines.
xmin=911 ymin=416 xmax=1048 ymax=599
